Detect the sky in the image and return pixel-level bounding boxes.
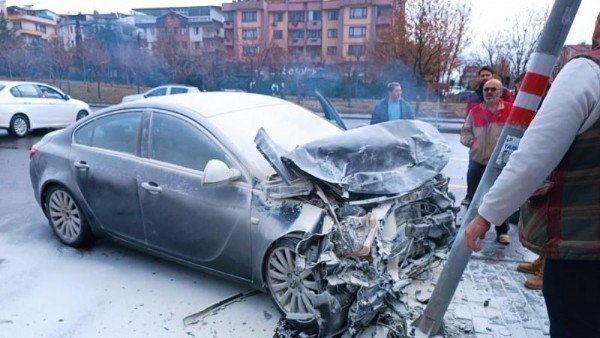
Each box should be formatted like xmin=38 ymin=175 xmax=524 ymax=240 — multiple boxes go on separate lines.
xmin=8 ymin=0 xmax=599 ymax=46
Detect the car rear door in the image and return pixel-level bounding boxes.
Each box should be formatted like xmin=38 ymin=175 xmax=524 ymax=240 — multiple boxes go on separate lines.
xmin=70 ymin=111 xmax=146 ymax=243
xmin=138 ymin=110 xmax=253 ymax=280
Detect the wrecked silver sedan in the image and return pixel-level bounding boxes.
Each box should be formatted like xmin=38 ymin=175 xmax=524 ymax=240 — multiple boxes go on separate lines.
xmin=29 ymin=92 xmax=456 ymax=336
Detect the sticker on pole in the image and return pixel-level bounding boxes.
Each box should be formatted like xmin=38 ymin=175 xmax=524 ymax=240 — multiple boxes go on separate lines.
xmin=496 ymin=135 xmax=521 ymax=166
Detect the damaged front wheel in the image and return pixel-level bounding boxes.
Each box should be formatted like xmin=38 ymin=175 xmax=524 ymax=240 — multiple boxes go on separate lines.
xmin=265 ymin=236 xmax=321 ymax=328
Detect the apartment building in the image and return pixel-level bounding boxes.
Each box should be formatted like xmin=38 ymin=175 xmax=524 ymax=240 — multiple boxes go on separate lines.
xmin=132 ymin=6 xmax=224 ymax=54
xmin=7 ymin=5 xmax=59 ymax=43
xmin=222 ymin=0 xmax=396 ymax=64
xmin=1 ymin=0 xmax=6 ymax=17
xmin=57 ymin=12 xmax=139 ymax=49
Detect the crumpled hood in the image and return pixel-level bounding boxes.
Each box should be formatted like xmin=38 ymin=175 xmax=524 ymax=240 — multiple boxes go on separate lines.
xmin=281 ymin=120 xmax=450 ymax=195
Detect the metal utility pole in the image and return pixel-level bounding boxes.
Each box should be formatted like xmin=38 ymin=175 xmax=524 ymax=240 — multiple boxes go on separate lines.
xmin=414 ymin=0 xmax=582 ymax=335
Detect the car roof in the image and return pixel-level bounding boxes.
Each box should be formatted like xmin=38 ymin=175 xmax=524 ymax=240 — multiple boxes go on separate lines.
xmin=122 ymin=92 xmax=293 ymax=118
xmin=0 ymin=81 xmax=47 ymax=87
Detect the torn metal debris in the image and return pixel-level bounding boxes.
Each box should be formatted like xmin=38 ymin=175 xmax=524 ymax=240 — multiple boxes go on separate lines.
xmin=256 ymin=121 xmax=458 ymax=337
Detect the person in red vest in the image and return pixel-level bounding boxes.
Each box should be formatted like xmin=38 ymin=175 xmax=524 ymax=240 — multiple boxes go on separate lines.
xmin=460 ymin=78 xmax=512 ymax=245
xmin=465 ymin=12 xmax=600 ymax=337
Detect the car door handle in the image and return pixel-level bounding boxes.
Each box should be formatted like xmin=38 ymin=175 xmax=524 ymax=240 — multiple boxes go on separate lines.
xmin=74 ymin=161 xmax=89 ymax=170
xmin=141 ymin=182 xmax=162 ymax=194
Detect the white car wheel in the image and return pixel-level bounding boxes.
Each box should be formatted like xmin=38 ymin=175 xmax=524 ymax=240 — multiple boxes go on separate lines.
xmin=46 ymin=186 xmax=94 ymax=248
xmin=9 ymin=115 xmax=29 ymax=137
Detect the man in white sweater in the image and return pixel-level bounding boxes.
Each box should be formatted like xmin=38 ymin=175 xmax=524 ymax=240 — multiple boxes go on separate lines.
xmin=465 ymin=12 xmax=600 ymax=337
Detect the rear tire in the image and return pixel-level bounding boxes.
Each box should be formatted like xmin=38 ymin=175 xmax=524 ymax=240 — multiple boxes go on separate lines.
xmin=8 ymin=114 xmax=29 ymax=137
xmin=265 ymin=236 xmax=321 ymax=329
xmin=76 ymin=110 xmax=88 ymax=121
xmin=45 ymin=186 xmax=94 ymax=248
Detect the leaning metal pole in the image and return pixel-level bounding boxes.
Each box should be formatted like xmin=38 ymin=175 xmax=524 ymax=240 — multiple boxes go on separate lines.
xmin=415 ymin=0 xmax=582 ymax=335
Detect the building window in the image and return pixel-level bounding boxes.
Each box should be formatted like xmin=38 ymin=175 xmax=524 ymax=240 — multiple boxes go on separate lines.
xmin=349 ymin=26 xmax=366 ymax=38
xmin=290 ymin=47 xmax=303 ymax=57
xmin=194 ymin=41 xmax=201 ymax=49
xmin=273 ymin=12 xmax=284 ymax=22
xmin=194 ymin=27 xmax=200 ymax=35
xmin=348 ymin=44 xmax=365 ymax=57
xmin=308 ymin=11 xmax=322 ymax=21
xmin=327 ymin=29 xmax=338 ymax=38
xmin=350 ymin=7 xmax=367 ymax=19
xmin=223 ymin=11 xmax=234 ymax=22
xmin=243 ymin=46 xmax=257 ymax=56
xmin=70 ymin=26 xmax=73 ymax=33
xmin=273 ymin=30 xmax=283 ymax=39
xmin=180 ymin=28 xmax=187 ymax=35
xmin=242 ymin=29 xmax=258 ymax=40
xmin=327 ymin=46 xmax=337 ymax=55
xmin=307 ymin=30 xmax=321 ymax=39
xmin=377 ymin=5 xmax=392 ymax=17
xmin=328 ymin=10 xmax=339 ymax=21
xmin=289 ymin=30 xmax=305 ymax=39
xmin=289 ymin=11 xmax=305 ymax=22
xmin=13 ymin=22 xmax=22 ymax=30
xmin=36 ymin=24 xmax=47 ymax=33
xmin=242 ymin=11 xmax=257 ymax=22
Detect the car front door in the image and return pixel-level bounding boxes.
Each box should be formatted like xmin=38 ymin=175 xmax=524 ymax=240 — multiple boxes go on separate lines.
xmin=70 ymin=111 xmax=146 ymax=243
xmin=36 ymin=85 xmax=76 ymax=127
xmin=138 ymin=111 xmax=253 ymax=280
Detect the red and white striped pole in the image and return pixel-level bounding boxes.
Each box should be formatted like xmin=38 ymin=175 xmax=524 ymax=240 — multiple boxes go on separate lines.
xmin=507 ymin=54 xmax=556 ymax=128
xmin=415 ymin=0 xmax=582 ymax=335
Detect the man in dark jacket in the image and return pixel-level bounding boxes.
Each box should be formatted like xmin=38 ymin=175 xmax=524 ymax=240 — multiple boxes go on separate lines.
xmin=466 ymin=66 xmax=513 ymax=115
xmin=370 ymin=82 xmax=414 ymax=124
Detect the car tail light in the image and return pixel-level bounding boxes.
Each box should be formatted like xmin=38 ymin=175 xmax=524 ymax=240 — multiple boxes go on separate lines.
xmin=29 ymin=145 xmax=38 ymax=159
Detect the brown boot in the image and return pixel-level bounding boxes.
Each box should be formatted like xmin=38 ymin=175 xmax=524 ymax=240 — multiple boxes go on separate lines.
xmin=517 ymin=256 xmax=543 ymax=274
xmin=524 ymin=259 xmax=544 ymax=290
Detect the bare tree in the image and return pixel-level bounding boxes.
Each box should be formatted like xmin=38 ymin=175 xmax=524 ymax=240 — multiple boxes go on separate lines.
xmin=43 ymin=37 xmax=73 ymax=84
xmin=372 ymin=0 xmax=471 ymax=88
xmin=470 ymin=6 xmax=549 ymax=82
xmin=78 ymin=38 xmax=110 ymax=99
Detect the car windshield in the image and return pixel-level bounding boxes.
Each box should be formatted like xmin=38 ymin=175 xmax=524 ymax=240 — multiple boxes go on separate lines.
xmin=208 ymin=103 xmax=342 ymax=177
xmin=0 ymin=84 xmax=5 ymax=92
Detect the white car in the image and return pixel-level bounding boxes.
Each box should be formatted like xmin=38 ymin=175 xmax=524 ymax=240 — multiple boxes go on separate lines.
xmin=0 ymin=81 xmax=91 ymax=137
xmin=121 ymin=85 xmax=200 ymax=103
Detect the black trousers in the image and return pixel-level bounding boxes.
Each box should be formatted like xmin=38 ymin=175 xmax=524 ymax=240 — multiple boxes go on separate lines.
xmin=543 ymin=259 xmax=600 ymax=337
xmin=466 ymin=159 xmax=508 ymax=235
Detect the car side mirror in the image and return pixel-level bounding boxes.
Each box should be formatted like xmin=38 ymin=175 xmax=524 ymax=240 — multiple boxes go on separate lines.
xmin=63 ymin=94 xmax=70 ymax=100
xmin=202 ymin=160 xmax=241 ymax=185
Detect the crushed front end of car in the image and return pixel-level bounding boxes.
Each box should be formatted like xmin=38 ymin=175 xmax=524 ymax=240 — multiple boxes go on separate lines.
xmin=257 ymin=120 xmax=457 ymax=336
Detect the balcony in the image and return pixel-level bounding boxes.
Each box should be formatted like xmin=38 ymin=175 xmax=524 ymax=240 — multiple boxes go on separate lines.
xmin=224 ymin=21 xmax=233 ymax=28
xmin=288 ymin=21 xmax=305 ymax=29
xmin=306 ymin=38 xmax=321 ymax=46
xmin=307 ymin=21 xmax=322 ymax=29
xmin=225 ymin=38 xmax=233 ymax=46
xmin=376 ymin=16 xmax=391 ymax=25
xmin=288 ymin=38 xmax=305 ymax=46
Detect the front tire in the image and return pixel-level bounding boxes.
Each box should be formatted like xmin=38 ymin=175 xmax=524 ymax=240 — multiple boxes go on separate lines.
xmin=265 ymin=236 xmax=320 ymax=324
xmin=8 ymin=114 xmax=29 ymax=137
xmin=45 ymin=186 xmax=94 ymax=248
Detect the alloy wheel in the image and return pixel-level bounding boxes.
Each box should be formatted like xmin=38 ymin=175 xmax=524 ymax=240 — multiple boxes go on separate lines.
xmin=48 ymin=189 xmax=83 ymax=243
xmin=267 ymin=245 xmax=319 ymax=314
